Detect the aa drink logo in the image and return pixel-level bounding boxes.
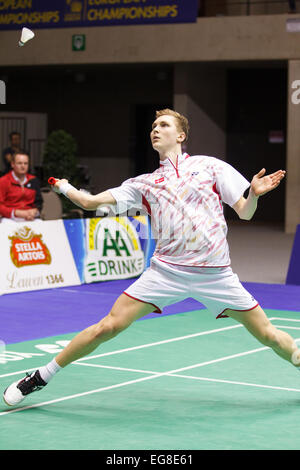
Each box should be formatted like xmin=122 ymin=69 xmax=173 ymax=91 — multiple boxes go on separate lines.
xmin=9 ymin=226 xmax=51 ymax=268
xmin=85 ymin=217 xmax=145 ymax=282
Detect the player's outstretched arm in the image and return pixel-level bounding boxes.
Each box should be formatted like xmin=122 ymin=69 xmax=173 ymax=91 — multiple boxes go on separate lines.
xmin=52 ymin=178 xmax=116 ymax=211
xmin=233 ymin=168 xmax=286 ymax=220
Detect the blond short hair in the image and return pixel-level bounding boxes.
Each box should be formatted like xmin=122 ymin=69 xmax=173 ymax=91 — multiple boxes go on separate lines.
xmin=155 ymin=108 xmax=189 ymax=142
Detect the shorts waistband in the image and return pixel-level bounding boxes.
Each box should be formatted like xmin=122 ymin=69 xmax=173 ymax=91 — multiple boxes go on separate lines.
xmin=152 ymin=257 xmax=231 ymax=275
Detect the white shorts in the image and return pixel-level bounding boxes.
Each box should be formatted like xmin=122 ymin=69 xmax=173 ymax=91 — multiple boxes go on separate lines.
xmin=124 ymin=257 xmax=259 ymax=319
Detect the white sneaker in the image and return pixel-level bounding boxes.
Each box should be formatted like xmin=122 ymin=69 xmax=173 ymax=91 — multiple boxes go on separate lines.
xmin=3 ymin=370 xmax=46 ymax=406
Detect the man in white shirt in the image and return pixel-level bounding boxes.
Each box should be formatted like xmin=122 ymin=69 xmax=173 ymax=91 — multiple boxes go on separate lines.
xmin=4 ymin=109 xmax=300 ymax=407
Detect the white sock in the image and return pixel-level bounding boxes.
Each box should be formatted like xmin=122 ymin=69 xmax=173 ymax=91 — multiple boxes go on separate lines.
xmin=38 ymin=358 xmax=62 ymax=383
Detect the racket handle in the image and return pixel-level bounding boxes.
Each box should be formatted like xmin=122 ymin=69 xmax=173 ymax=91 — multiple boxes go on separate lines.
xmin=48 ymin=177 xmax=57 ymax=185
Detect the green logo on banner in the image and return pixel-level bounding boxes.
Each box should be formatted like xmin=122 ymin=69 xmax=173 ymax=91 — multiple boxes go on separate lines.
xmin=85 ymin=217 xmax=145 ymax=282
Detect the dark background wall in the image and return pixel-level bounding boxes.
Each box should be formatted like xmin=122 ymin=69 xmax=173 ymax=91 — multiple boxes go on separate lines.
xmin=0 ymin=63 xmax=287 ymax=223
xmin=226 ymin=67 xmax=287 ymax=223
xmin=1 ymin=64 xmax=173 ymax=163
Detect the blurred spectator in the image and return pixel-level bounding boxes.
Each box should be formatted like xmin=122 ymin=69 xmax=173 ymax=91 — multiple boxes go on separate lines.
xmin=288 ymin=0 xmax=296 ymax=13
xmin=2 ymin=131 xmax=22 ymax=175
xmin=0 ymin=151 xmax=43 ymax=222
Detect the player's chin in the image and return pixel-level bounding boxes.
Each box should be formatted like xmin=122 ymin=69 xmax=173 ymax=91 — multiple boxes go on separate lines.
xmin=151 ymin=141 xmax=161 ymax=151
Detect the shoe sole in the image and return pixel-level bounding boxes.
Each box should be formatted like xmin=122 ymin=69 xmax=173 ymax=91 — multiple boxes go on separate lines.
xmin=3 ymin=385 xmax=25 ymax=407
xmin=3 ymin=388 xmax=14 ymax=406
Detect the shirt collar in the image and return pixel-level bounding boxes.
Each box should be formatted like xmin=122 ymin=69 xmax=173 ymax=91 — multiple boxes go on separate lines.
xmin=12 ymin=171 xmax=27 ymax=185
xmin=159 ymin=152 xmax=189 ymax=167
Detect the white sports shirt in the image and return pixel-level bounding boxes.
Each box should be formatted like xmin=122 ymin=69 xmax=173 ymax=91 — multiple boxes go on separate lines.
xmin=109 ymin=153 xmax=250 ymax=267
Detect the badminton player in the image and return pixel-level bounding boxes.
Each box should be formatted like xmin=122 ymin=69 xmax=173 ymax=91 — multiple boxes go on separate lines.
xmin=4 ymin=109 xmax=300 ymax=406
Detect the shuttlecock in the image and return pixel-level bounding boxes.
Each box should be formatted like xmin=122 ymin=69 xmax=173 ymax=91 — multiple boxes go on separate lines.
xmin=19 ymin=27 xmax=35 ymax=47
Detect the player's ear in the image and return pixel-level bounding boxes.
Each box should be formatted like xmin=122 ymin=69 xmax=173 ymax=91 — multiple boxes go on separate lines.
xmin=177 ymin=132 xmax=186 ymax=143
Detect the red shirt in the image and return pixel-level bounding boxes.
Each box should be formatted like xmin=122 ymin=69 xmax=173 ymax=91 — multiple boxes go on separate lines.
xmin=0 ymin=171 xmax=43 ymax=218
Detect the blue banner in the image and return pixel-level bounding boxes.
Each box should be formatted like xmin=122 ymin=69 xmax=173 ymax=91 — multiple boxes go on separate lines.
xmin=0 ymin=0 xmax=198 ymax=30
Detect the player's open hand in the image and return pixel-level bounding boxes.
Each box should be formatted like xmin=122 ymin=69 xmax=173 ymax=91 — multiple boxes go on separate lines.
xmin=250 ymin=168 xmax=286 ymax=197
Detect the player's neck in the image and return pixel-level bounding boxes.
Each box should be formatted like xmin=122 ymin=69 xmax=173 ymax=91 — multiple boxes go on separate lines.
xmin=12 ymin=170 xmax=27 ymax=184
xmin=159 ymin=146 xmax=182 ymax=165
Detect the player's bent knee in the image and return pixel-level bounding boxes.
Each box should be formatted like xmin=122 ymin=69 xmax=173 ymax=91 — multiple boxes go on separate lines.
xmin=87 ymin=320 xmax=117 ymax=343
xmin=258 ymin=327 xmax=280 ymax=349
xmin=92 ymin=316 xmax=127 ymax=341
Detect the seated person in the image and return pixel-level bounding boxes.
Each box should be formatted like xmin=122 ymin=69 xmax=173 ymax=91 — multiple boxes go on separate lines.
xmin=0 ymin=151 xmax=43 ymax=221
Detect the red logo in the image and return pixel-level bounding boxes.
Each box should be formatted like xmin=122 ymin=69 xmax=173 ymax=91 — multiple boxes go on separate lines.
xmin=155 ymin=177 xmax=165 ymax=184
xmin=9 ymin=226 xmax=51 ymax=268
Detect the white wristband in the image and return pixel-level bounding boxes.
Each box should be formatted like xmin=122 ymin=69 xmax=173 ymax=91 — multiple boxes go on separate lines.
xmin=59 ymin=182 xmax=75 ymax=197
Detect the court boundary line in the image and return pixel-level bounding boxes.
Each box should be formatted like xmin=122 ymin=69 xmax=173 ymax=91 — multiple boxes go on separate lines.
xmin=0 ymin=322 xmax=245 ymax=379
xmin=3 ymin=339 xmax=300 ymax=417
xmin=72 ymin=362 xmax=300 ymax=393
xmin=73 ymin=361 xmax=300 ymax=392
xmin=73 ymin=323 xmax=244 ymax=362
xmin=1 ymin=318 xmax=300 ymax=416
xmin=273 ymin=326 xmax=300 ymax=331
xmin=3 ymin=316 xmax=297 ymax=380
xmin=272 ymin=318 xmax=300 ymax=323
xmin=170 ymin=374 xmax=300 ymax=393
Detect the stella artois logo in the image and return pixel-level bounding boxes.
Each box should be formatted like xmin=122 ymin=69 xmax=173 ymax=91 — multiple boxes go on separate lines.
xmin=9 ymin=226 xmax=51 ymax=268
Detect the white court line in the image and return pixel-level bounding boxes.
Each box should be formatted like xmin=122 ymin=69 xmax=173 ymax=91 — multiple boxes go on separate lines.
xmin=0 ymin=343 xmax=276 ymax=417
xmin=0 ymin=323 xmax=244 ymax=379
xmin=74 ymin=362 xmax=157 ymax=375
xmin=73 ymin=347 xmax=270 ymax=374
xmin=0 ymin=374 xmax=164 ymax=417
xmin=61 ymin=289 xmax=110 ymax=296
xmin=269 ymin=317 xmax=300 ymax=322
xmin=72 ymin=317 xmax=277 ymax=362
xmin=0 ymin=367 xmax=39 ymax=379
xmin=74 ymin=323 xmax=244 ymax=362
xmin=170 ymin=374 xmax=300 ymax=393
xmin=273 ymin=326 xmax=300 ymax=331
xmin=3 ymin=355 xmax=300 ymax=418
xmin=70 ymin=363 xmax=300 ymax=394
xmin=0 ymin=319 xmax=298 ymax=416
xmin=0 ymin=316 xmax=293 ymax=380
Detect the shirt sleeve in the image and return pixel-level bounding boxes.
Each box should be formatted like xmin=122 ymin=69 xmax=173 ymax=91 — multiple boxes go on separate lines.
xmin=108 ymin=178 xmax=143 ymax=215
xmin=213 ymin=159 xmax=251 ymax=207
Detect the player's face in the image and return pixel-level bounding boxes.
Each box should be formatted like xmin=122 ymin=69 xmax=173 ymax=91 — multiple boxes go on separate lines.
xmin=11 ymin=154 xmax=29 ymax=178
xmin=150 ymin=115 xmax=184 ymax=153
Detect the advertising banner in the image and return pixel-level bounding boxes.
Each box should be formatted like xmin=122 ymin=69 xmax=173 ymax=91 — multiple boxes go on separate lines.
xmin=0 ymin=219 xmax=81 ymax=294
xmin=63 ymin=215 xmax=155 ymax=284
xmin=0 ymin=0 xmax=198 ymax=30
xmin=0 ymin=216 xmax=155 ymax=294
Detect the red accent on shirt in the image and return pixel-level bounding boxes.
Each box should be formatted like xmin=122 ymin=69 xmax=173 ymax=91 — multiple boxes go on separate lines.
xmin=168 ymin=156 xmax=180 ymax=178
xmin=142 ymin=195 xmax=151 ymax=216
xmin=212 ymin=183 xmax=222 ymax=209
xmin=155 ymin=177 xmax=165 ymax=184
